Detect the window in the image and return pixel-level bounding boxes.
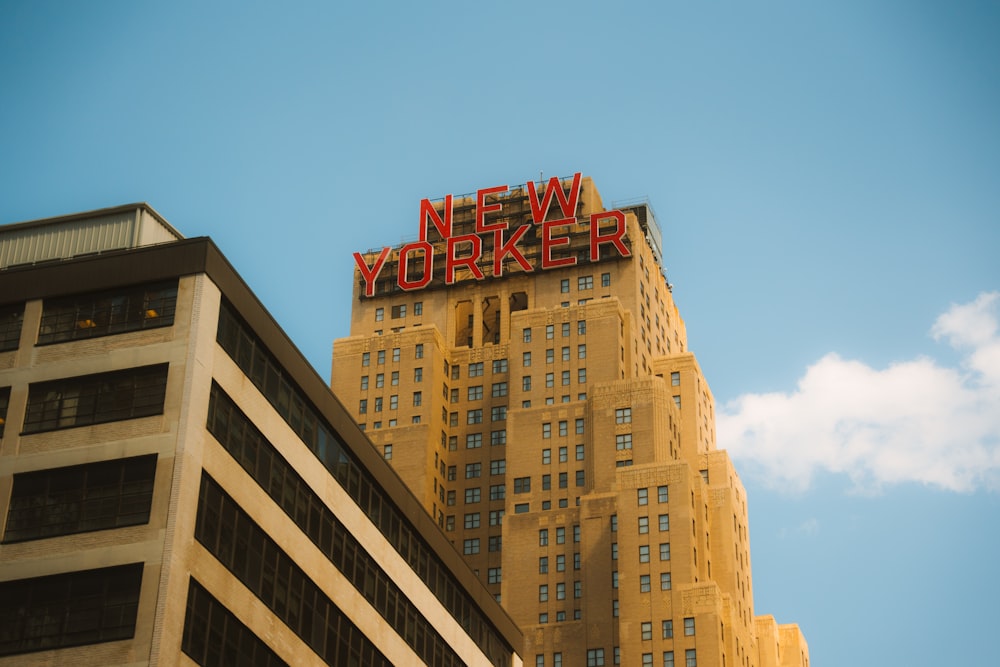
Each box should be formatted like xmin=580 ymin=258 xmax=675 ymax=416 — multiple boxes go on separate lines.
xmin=662 ymin=620 xmax=673 ymax=638
xmin=556 ymin=583 xmax=566 ymax=600
xmin=539 ymin=529 xmax=549 ymax=546
xmin=611 ymin=514 xmax=618 ymax=531
xmin=546 ymin=324 xmax=554 ymax=339
xmin=489 ymin=536 xmax=502 ymax=552
xmin=660 ymin=543 xmax=671 ymax=561
xmin=491 ymin=406 xmax=507 ymax=421
xmin=638 ymin=516 xmax=649 ymax=533
xmin=362 ymin=352 xmax=370 ymax=366
xmin=639 ymin=545 xmax=650 ymax=563
xmin=615 ymin=407 xmax=632 ymax=423
xmin=546 ymin=348 xmax=555 ymax=364
xmin=578 ymin=275 xmax=593 ymax=290
xmin=452 ymin=365 xmax=461 ymax=380
xmin=389 ymin=395 xmax=398 ymax=410
xmin=392 ymin=348 xmax=400 ymax=362
xmin=490 ymin=429 xmax=506 ymax=446
xmin=0 ymin=563 xmax=143 ymax=657
xmin=0 ymin=387 xmax=8 ymax=437
xmin=574 ymin=580 xmax=582 ymax=598
xmin=414 ymin=302 xmax=423 ymax=315
xmin=466 ymin=433 xmax=482 ymax=448
xmin=490 ymin=459 xmax=506 ymax=475
xmin=658 ymin=485 xmax=669 ymax=503
xmin=587 ymin=648 xmax=605 ymax=666
xmin=539 ymin=557 xmax=549 ymax=573
xmin=375 ymin=373 xmax=385 ymax=388
xmin=561 ymin=370 xmax=570 ymax=385
xmin=182 ymin=579 xmax=286 ymax=667
xmin=578 ymin=320 xmax=587 ymax=334
xmin=374 ymin=397 xmax=383 ymax=412
xmin=464 ymin=512 xmax=481 ymax=529
xmin=659 ymin=514 xmax=670 ymax=531
xmin=492 ymin=382 xmax=507 ymax=397
xmin=489 ymin=510 xmax=504 ymax=526
xmin=685 ymin=650 xmax=697 ymax=667
xmin=641 ymin=621 xmax=653 ymax=640
xmin=413 ymin=391 xmax=422 ymax=406
xmin=673 ymin=395 xmax=681 ymax=408
xmin=684 ymin=617 xmax=695 ymax=636
xmin=488 ymin=567 xmax=501 ymax=584
xmin=23 ymin=364 xmax=168 ymax=434
xmin=447 ymin=466 xmax=457 ymax=481
xmin=469 ymin=362 xmax=484 ymax=377
xmin=559 ymin=420 xmax=568 ymax=436
xmin=539 ymin=585 xmax=548 ymax=602
xmin=415 ymin=343 xmax=424 ymax=358
xmin=465 ymin=463 xmax=482 ymax=479
xmin=602 ymin=272 xmax=611 ymax=287
xmin=523 ymin=327 xmax=532 ymax=343
xmin=0 ymin=304 xmax=24 ymax=352
xmin=514 ymin=477 xmax=531 ymax=494
xmin=414 ymin=368 xmax=423 ymax=382
xmin=360 ymin=376 xmax=369 ymax=390
xmin=578 ymin=344 xmax=587 ymax=359
xmin=375 ymin=307 xmax=384 ymax=321
xmin=464 ymin=488 xmax=481 ymax=503
xmin=376 ymin=350 xmax=385 ymax=365
xmin=561 ymin=278 xmax=570 ymax=293
xmin=664 ymin=651 xmax=674 ymax=667
xmin=3 ymin=454 xmax=157 ymax=543
xmin=558 ymin=472 xmax=568 ymax=488
xmin=468 ymin=385 xmax=483 ymax=400
xmin=467 ymin=409 xmax=483 ymax=424
xmin=640 ymin=574 xmax=651 ymax=592
xmin=542 ymin=423 xmax=551 ymax=438
xmin=38 ymin=281 xmax=178 ymax=345
xmin=578 ymin=368 xmax=587 ymax=383
xmin=546 ymin=373 xmax=554 ymax=388
xmin=451 ymin=388 xmax=459 ymax=403
xmin=449 ymin=412 xmax=458 ymax=426
xmin=611 ymin=543 xmax=618 ymax=560
xmin=661 ymin=572 xmax=672 ymax=590
xmin=522 ymin=376 xmax=532 ymax=391
xmin=671 ymin=372 xmax=680 ymax=386
xmin=490 ymin=484 xmax=505 ymax=501
xmin=576 ymin=470 xmax=585 ymax=486
xmin=463 ymin=538 xmax=480 ymax=555
xmin=556 ymin=527 xmax=566 ymax=544
xmin=383 ymin=444 xmax=392 ymax=460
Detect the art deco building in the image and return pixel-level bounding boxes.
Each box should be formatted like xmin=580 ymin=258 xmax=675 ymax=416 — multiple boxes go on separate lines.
xmin=0 ymin=205 xmax=522 ymax=666
xmin=333 ymin=175 xmax=809 ymax=667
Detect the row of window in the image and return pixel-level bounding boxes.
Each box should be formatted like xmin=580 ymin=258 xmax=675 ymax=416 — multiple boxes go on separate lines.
xmin=0 ymin=281 xmax=179 ymax=352
xmin=522 ymin=321 xmax=587 ymax=342
xmin=374 ymin=302 xmax=423 ymax=321
xmin=558 ymin=273 xmax=611 ymax=293
xmin=522 ymin=368 xmax=588 ymax=390
xmin=0 ymin=563 xmax=143 ymax=657
xmin=521 ymin=345 xmax=587 ymax=366
xmin=535 ymin=648 xmax=695 ymax=667
xmin=195 ymin=473 xmax=395 ymax=667
xmin=206 ymin=384 xmax=462 ymax=667
xmin=216 ymin=302 xmax=512 ymax=666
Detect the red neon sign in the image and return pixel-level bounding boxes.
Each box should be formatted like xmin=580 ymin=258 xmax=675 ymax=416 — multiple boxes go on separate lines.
xmin=353 ymin=173 xmax=631 ymax=296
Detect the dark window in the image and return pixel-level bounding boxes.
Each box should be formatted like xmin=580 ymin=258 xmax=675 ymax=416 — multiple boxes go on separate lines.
xmin=215 ymin=301 xmax=513 ymax=667
xmin=4 ymin=454 xmax=157 ymax=543
xmin=206 ymin=385 xmax=462 ymax=667
xmin=22 ymin=364 xmax=168 ymax=434
xmin=0 ymin=386 xmax=9 ymax=437
xmin=0 ymin=563 xmax=142 ymax=657
xmin=37 ymin=280 xmax=178 ymax=345
xmin=182 ymin=578 xmax=287 ymax=667
xmin=0 ymin=303 xmax=24 ymax=351
xmin=195 ymin=474 xmax=394 ymax=667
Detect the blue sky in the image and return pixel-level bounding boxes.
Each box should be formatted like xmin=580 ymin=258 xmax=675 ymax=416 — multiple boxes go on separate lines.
xmin=2 ymin=2 xmax=998 ymax=664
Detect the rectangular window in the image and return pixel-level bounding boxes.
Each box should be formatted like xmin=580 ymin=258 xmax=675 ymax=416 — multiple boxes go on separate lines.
xmin=637 ymin=488 xmax=648 ymax=505
xmin=414 ymin=368 xmax=423 ymax=382
xmin=539 ymin=557 xmax=548 ymax=573
xmin=0 ymin=387 xmax=9 ymax=438
xmin=539 ymin=529 xmax=548 ymax=546
xmin=684 ymin=617 xmax=695 ymax=636
xmin=578 ymin=368 xmax=587 ymax=383
xmin=376 ymin=373 xmax=385 ymax=388
xmin=362 ymin=352 xmax=370 ymax=366
xmin=662 ymin=620 xmax=673 ymax=638
xmin=392 ymin=304 xmax=406 ymax=318
xmin=546 ymin=324 xmax=554 ymax=339
xmin=542 ymin=423 xmax=551 ymax=438
xmin=360 ymin=376 xmax=369 ymax=390
xmin=3 ymin=454 xmax=157 ymax=543
xmin=514 ymin=477 xmax=531 ymax=493
xmin=490 ymin=459 xmax=506 ymax=475
xmin=377 ymin=350 xmax=386 ymax=364
xmin=615 ymin=407 xmax=632 ymax=423
xmin=414 ymin=302 xmax=423 ymax=315
xmin=546 ymin=348 xmax=555 ymax=364
xmin=639 ymin=516 xmax=649 ymax=534
xmin=659 ymin=514 xmax=670 ymax=531
xmin=464 ymin=512 xmax=481 ymax=528
xmin=561 ymin=370 xmax=570 ymax=385
xmin=664 ymin=651 xmax=674 ymax=667
xmin=413 ymin=391 xmax=422 ymax=406
xmin=561 ymin=279 xmax=570 ymax=293
xmin=602 ymin=272 xmax=611 ymax=287
xmin=488 ymin=567 xmax=501 ymax=584
xmin=469 ymin=362 xmax=484 ymax=377
xmin=546 ymin=373 xmax=554 ymax=388
xmin=587 ymin=648 xmax=605 ymax=666
xmin=542 ymin=448 xmax=551 ymax=464
xmin=38 ymin=280 xmax=178 ymax=345
xmin=661 ymin=572 xmax=672 ymax=590
xmin=685 ymin=649 xmax=697 ymax=667
xmin=465 ymin=488 xmax=481 ymax=503
xmin=492 ymin=382 xmax=508 ymax=397
xmin=639 ymin=545 xmax=650 ymax=563
xmin=671 ymin=372 xmax=680 ymax=386
xmin=489 ymin=509 xmax=504 ymax=526
xmin=523 ymin=328 xmax=532 ymax=342
xmin=467 ymin=409 xmax=483 ymax=424
xmin=468 ymin=385 xmax=483 ymax=400
xmin=490 ymin=484 xmax=506 ymax=501
xmin=578 ymin=320 xmax=586 ymax=334
xmin=463 ymin=538 xmax=480 ymax=555
xmin=0 ymin=303 xmax=24 ymax=351
xmin=491 ymin=406 xmax=507 ymax=421
xmin=466 ymin=433 xmax=483 ymax=448
xmin=578 ymin=276 xmax=594 ymax=290
xmin=22 ymin=364 xmax=168 ymax=433
xmin=660 ymin=543 xmax=671 ymax=561
xmin=640 ymin=574 xmax=651 ymax=592
xmin=616 ymin=433 xmax=633 ymax=450
xmin=490 ymin=429 xmax=507 ymax=446
xmin=415 ymin=343 xmax=424 ymax=358
xmin=375 ymin=307 xmax=384 ymax=321
xmin=465 ymin=463 xmax=482 ymax=478
xmin=392 ymin=348 xmax=400 ymax=362
xmin=658 ymin=485 xmax=669 ymax=503
xmin=578 ymin=344 xmax=587 ymax=359
xmin=389 ymin=395 xmax=398 ymax=410
xmin=559 ymin=420 xmax=568 ymax=436
xmin=0 ymin=563 xmax=144 ymax=657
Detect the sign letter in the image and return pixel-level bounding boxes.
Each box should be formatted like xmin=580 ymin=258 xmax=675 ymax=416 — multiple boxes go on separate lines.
xmin=476 ymin=185 xmax=508 ymax=233
xmin=590 ymin=210 xmax=631 ymax=261
xmin=420 ymin=195 xmax=453 ymax=240
xmin=527 ymin=172 xmax=582 ymax=223
xmin=541 ymin=219 xmax=577 ymax=269
xmin=446 ymin=234 xmax=485 ymax=284
xmin=398 ymin=241 xmax=433 ymax=291
xmin=354 ymin=247 xmax=392 ymax=298
xmin=493 ymin=226 xmax=533 ymax=277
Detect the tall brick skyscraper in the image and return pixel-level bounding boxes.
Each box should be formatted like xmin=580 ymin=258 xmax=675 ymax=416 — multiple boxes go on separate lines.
xmin=333 ymin=174 xmax=808 ymax=667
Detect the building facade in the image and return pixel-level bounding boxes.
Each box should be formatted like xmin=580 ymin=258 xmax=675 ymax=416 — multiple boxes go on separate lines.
xmin=0 ymin=205 xmax=523 ymax=666
xmin=332 ymin=175 xmax=809 ymax=667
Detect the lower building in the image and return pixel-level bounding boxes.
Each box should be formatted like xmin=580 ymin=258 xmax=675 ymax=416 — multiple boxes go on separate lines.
xmin=0 ymin=204 xmax=523 ymax=666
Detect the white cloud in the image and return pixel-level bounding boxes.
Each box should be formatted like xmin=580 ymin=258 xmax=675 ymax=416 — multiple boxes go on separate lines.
xmin=718 ymin=292 xmax=1000 ymax=493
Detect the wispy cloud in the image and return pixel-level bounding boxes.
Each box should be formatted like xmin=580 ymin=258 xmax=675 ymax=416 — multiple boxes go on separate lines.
xmin=718 ymin=292 xmax=1000 ymax=493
